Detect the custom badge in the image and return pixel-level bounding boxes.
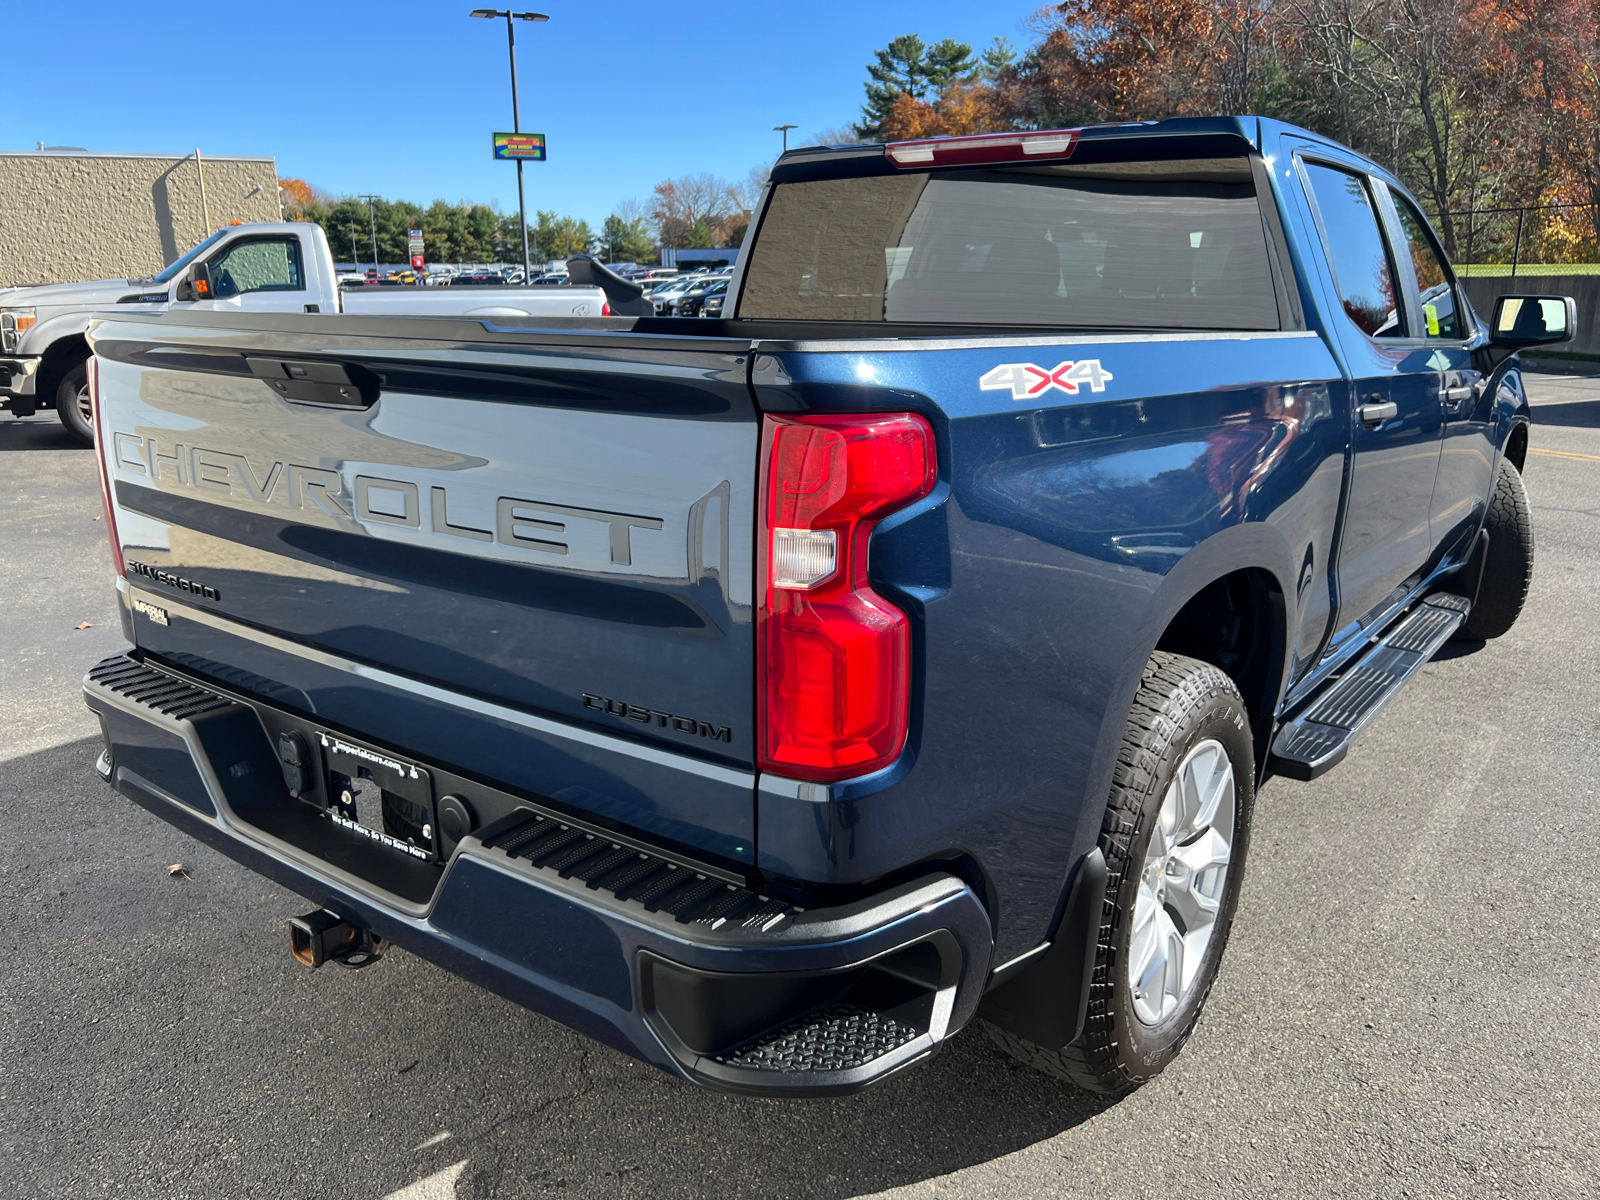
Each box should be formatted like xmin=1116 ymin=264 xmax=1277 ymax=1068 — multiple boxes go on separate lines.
xmin=979 ymin=360 xmax=1114 ymax=399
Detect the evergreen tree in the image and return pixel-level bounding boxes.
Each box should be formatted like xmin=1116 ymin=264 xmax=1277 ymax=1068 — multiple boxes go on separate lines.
xmin=980 ymin=36 xmax=1016 ymax=80
xmin=855 ymin=34 xmax=975 ymax=139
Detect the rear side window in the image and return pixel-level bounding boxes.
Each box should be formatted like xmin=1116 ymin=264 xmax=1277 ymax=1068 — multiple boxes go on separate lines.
xmin=1302 ymin=163 xmax=1403 ymax=339
xmin=739 ymin=159 xmax=1280 ymax=329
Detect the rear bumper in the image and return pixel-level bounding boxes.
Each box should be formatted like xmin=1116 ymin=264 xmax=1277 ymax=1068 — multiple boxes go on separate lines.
xmin=83 ymin=651 xmax=993 ymax=1097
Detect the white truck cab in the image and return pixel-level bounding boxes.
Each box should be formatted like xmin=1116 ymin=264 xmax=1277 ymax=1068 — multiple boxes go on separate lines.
xmin=1 ymin=222 xmax=612 ymax=444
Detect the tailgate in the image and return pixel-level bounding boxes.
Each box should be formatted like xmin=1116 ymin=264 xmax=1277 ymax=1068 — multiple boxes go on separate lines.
xmin=90 ymin=313 xmax=757 ymax=846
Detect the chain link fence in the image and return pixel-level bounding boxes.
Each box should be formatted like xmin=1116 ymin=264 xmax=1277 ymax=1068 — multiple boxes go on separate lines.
xmin=1445 ymin=203 xmax=1600 ymax=277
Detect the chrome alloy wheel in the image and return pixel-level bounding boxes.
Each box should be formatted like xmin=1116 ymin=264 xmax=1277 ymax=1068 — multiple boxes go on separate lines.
xmin=1128 ymin=737 xmax=1236 ymax=1026
xmin=76 ymin=379 xmax=92 ymax=426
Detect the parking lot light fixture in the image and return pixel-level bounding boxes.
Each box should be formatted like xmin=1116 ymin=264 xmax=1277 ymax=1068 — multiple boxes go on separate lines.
xmin=470 ymin=8 xmax=550 ymax=285
xmin=774 ymin=124 xmax=798 ymax=153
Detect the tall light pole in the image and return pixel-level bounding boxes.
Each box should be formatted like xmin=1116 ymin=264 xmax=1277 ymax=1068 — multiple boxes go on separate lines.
xmin=774 ymin=124 xmax=798 ymax=153
xmin=471 ymin=8 xmax=548 ymax=285
xmin=358 ymin=194 xmax=381 ymax=274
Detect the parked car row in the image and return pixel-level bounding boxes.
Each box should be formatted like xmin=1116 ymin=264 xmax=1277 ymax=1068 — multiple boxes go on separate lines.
xmin=641 ymin=268 xmax=735 ymax=315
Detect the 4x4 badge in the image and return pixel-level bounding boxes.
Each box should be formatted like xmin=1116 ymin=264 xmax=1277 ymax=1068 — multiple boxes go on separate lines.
xmin=979 ymin=359 xmax=1114 ymax=399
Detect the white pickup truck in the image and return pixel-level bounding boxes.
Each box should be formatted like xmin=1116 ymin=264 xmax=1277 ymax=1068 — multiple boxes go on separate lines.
xmin=0 ymin=222 xmax=619 ymax=444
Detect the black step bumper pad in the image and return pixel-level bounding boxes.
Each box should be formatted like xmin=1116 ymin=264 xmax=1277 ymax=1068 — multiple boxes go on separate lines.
xmin=82 ymin=652 xmax=993 ymax=1095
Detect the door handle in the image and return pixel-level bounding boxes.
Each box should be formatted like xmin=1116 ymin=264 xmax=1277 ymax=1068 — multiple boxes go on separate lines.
xmin=1358 ymin=400 xmax=1398 ymax=427
xmin=1443 ymin=385 xmax=1474 ymax=405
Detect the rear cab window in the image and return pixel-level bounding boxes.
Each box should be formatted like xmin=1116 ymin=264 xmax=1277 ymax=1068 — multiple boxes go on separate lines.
xmin=739 ymin=157 xmax=1282 ymax=331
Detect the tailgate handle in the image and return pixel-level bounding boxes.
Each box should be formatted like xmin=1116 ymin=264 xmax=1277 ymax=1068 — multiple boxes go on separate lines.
xmin=246 ymin=357 xmax=379 ymax=407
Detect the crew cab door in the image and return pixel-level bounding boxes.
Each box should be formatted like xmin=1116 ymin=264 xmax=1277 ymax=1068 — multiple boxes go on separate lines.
xmin=1379 ymin=187 xmax=1491 ymax=554
xmin=1298 ymin=156 xmax=1445 ymax=641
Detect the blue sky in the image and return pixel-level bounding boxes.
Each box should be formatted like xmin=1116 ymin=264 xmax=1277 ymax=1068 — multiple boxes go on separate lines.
xmin=5 ymin=1 xmax=1039 ymax=225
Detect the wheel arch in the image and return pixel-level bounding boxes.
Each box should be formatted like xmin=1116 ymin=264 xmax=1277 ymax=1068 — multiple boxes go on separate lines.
xmin=1503 ymin=418 xmax=1529 ymax=473
xmin=1153 ymin=566 xmax=1288 ymax=780
xmin=35 ymin=333 xmax=91 ymax=406
xmin=1121 ymin=526 xmax=1296 ymax=780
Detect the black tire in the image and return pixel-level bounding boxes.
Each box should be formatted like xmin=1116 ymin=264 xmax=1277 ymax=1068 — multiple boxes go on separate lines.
xmin=54 ymin=358 xmax=94 ymax=445
xmin=986 ymin=651 xmax=1255 ymax=1095
xmin=1457 ymin=457 xmax=1533 ymax=641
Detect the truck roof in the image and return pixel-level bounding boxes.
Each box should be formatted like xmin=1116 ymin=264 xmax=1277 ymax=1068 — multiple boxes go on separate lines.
xmin=771 ymin=116 xmax=1402 ymax=194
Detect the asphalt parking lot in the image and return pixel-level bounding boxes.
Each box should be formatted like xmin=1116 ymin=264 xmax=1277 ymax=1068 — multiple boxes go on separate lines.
xmin=2 ymin=375 xmax=1597 ymax=1200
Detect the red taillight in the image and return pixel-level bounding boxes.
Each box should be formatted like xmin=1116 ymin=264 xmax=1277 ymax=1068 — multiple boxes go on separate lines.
xmin=601 ymin=300 xmax=612 ymax=316
xmin=757 ymin=412 xmax=936 ymax=782
xmin=885 ymin=128 xmax=1081 ymax=168
xmin=87 ymin=356 xmax=125 ymax=577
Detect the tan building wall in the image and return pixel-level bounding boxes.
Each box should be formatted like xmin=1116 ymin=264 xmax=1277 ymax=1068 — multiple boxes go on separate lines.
xmin=0 ymin=151 xmax=281 ymax=287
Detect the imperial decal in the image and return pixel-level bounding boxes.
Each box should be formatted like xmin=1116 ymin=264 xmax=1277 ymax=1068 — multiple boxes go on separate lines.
xmin=131 ymin=597 xmax=169 ymax=626
xmin=979 ymin=360 xmax=1114 ymax=399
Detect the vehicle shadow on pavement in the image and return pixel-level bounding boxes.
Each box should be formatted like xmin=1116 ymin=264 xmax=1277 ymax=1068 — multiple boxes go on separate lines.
xmin=1527 ymin=399 xmax=1600 ymax=429
xmin=0 ymin=417 xmax=89 ymax=451
xmin=2 ymin=736 xmax=1119 ymax=1200
xmin=1430 ymin=636 xmax=1486 ymax=662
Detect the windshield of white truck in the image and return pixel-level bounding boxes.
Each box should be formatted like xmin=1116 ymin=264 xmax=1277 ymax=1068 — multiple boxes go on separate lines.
xmin=150 ymin=230 xmax=230 ymax=285
xmin=740 ymin=158 xmax=1279 ymax=329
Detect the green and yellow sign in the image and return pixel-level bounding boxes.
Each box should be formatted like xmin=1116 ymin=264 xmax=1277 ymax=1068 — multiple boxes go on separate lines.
xmin=493 ymin=132 xmax=546 ymax=161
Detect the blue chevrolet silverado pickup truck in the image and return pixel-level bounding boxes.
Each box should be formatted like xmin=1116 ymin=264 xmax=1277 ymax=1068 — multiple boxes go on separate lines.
xmin=80 ymin=117 xmax=1570 ymax=1098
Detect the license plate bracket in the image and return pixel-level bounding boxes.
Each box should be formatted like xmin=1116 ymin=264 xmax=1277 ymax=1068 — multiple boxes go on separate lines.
xmin=318 ymin=731 xmax=437 ymax=862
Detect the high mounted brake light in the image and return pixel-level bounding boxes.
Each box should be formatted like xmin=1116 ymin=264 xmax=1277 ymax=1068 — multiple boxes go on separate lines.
xmin=885 ymin=128 xmax=1081 ymax=168
xmin=757 ymin=412 xmax=936 ymax=782
xmin=87 ymin=356 xmax=125 ymax=578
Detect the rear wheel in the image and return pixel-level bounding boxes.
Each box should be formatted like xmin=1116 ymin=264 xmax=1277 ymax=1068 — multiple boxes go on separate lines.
xmin=55 ymin=358 xmax=94 ymax=445
xmin=987 ymin=652 xmax=1255 ymax=1094
xmin=1457 ymin=457 xmax=1534 ymax=641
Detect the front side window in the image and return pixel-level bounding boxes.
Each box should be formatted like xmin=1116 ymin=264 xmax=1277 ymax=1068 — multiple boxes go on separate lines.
xmin=208 ymin=237 xmax=304 ymax=297
xmin=1303 ymin=162 xmax=1404 ymax=339
xmin=1391 ymin=195 xmax=1462 ymax=339
xmin=152 ymin=230 xmax=229 ymax=284
xmin=739 ymin=158 xmax=1280 ymax=330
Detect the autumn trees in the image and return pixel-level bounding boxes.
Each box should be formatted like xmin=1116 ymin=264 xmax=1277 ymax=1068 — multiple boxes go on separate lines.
xmin=649 ymin=169 xmax=768 ymax=252
xmin=858 ymin=3 xmax=1600 ymax=260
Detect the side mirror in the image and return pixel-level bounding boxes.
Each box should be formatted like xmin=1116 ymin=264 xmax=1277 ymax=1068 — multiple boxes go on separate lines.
xmin=1489 ymin=294 xmax=1576 ymax=348
xmin=191 ymin=261 xmax=214 ymax=300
